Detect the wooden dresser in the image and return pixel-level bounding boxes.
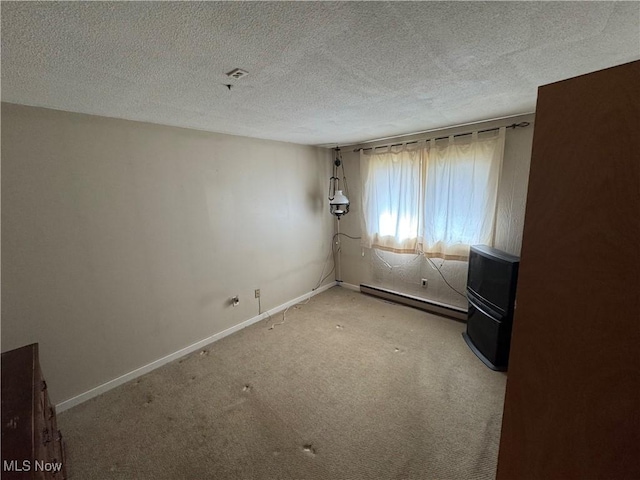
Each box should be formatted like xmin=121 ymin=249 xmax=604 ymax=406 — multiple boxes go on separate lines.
xmin=496 ymin=61 xmax=640 ymax=478
xmin=1 ymin=344 xmax=67 ymax=479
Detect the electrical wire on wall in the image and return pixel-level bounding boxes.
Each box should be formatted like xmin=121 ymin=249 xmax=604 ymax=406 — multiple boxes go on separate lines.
xmin=257 ymin=295 xmax=272 ymax=325
xmin=425 ymin=257 xmax=467 ymax=298
xmin=313 ymin=232 xmax=361 ymax=289
xmin=267 ymin=232 xmax=361 ymax=331
xmin=332 ymin=232 xmax=361 ymax=283
xmin=312 ymin=246 xmax=336 ymax=291
xmin=372 ymin=248 xmax=467 ymax=299
xmin=267 ymin=297 xmax=311 ymax=330
xmin=335 ymin=233 xmax=361 ymax=241
xmin=373 ymin=249 xmax=422 ymax=270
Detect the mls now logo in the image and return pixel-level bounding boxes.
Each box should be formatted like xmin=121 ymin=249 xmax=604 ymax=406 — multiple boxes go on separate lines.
xmin=3 ymin=460 xmax=63 ymax=473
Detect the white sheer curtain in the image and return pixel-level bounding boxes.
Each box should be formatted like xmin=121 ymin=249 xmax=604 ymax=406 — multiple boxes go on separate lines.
xmin=360 ymin=144 xmax=422 ymax=253
xmin=360 ymin=127 xmax=505 ymax=259
xmin=420 ymin=128 xmax=506 ymax=258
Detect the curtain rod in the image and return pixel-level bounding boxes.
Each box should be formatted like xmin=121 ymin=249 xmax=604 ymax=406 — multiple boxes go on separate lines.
xmin=352 ymin=122 xmax=530 ymax=152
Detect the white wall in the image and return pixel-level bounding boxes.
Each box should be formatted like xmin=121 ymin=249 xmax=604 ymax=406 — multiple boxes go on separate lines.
xmin=1 ymin=103 xmax=334 ymax=404
xmin=337 ymin=114 xmax=535 ymax=309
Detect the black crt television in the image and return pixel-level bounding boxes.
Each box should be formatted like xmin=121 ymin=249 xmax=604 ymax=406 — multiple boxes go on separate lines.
xmin=466 ymin=245 xmax=520 ymax=318
xmin=464 ymin=245 xmax=520 ymax=370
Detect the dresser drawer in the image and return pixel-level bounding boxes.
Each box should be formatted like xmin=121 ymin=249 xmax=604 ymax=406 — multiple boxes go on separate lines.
xmin=2 ymin=344 xmax=67 ymax=479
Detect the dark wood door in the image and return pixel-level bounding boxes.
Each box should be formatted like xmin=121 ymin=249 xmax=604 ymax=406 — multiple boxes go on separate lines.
xmin=496 ymin=61 xmax=640 ymax=479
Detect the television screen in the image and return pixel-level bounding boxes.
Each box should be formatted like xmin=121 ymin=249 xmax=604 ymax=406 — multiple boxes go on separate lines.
xmin=467 ymin=246 xmax=519 ymax=315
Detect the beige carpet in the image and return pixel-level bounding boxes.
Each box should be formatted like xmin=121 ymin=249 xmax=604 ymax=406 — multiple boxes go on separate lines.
xmin=58 ymin=286 xmax=507 ymax=479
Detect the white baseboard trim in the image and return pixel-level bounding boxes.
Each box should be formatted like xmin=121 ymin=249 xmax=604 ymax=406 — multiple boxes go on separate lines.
xmin=338 ymin=282 xmax=361 ymax=292
xmin=56 ymin=281 xmax=338 ymax=413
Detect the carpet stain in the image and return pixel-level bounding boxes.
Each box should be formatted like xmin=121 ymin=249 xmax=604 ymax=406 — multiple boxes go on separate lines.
xmin=57 ymin=287 xmax=505 ymax=480
xmin=302 ymin=444 xmax=317 ymax=455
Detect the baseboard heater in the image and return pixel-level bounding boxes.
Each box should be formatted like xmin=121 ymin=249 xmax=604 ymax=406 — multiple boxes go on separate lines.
xmin=360 ymin=284 xmax=467 ymax=321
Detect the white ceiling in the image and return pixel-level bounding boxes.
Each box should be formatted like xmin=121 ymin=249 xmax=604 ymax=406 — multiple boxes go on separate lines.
xmin=2 ymin=2 xmax=639 ymax=146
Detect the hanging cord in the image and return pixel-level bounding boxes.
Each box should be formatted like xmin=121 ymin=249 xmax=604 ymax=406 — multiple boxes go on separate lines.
xmin=373 ymin=249 xmax=422 ymax=270
xmin=335 ymin=232 xmax=361 ymax=241
xmin=333 ymin=231 xmax=360 ymax=282
xmin=312 ymin=246 xmax=336 ymax=291
xmin=268 ymin=232 xmax=361 ymax=330
xmin=425 ymin=257 xmax=467 ymax=298
xmin=315 ymin=232 xmax=362 ymax=287
xmin=372 ymin=248 xmax=466 ymax=298
xmin=329 ymin=147 xmax=347 ymax=201
xmin=340 ymin=161 xmax=350 ymax=201
xmin=267 ymin=297 xmax=312 ymax=330
xmin=258 ymin=295 xmax=272 ymax=324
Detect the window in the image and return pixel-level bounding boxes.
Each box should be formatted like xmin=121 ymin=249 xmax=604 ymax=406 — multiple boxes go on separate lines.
xmin=360 ymin=145 xmax=422 ymax=253
xmin=360 ymin=128 xmax=505 ymax=260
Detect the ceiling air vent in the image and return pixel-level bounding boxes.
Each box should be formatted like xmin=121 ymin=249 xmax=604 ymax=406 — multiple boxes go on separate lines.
xmin=226 ymin=68 xmax=248 ymax=79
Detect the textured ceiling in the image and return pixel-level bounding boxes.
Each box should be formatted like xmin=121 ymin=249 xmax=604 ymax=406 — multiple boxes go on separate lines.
xmin=2 ymin=2 xmax=639 ymax=146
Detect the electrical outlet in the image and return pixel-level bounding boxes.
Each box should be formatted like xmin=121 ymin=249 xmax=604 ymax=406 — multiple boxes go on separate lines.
xmin=421 ymin=278 xmax=428 ymax=288
xmin=255 ymin=289 xmax=260 ymax=298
